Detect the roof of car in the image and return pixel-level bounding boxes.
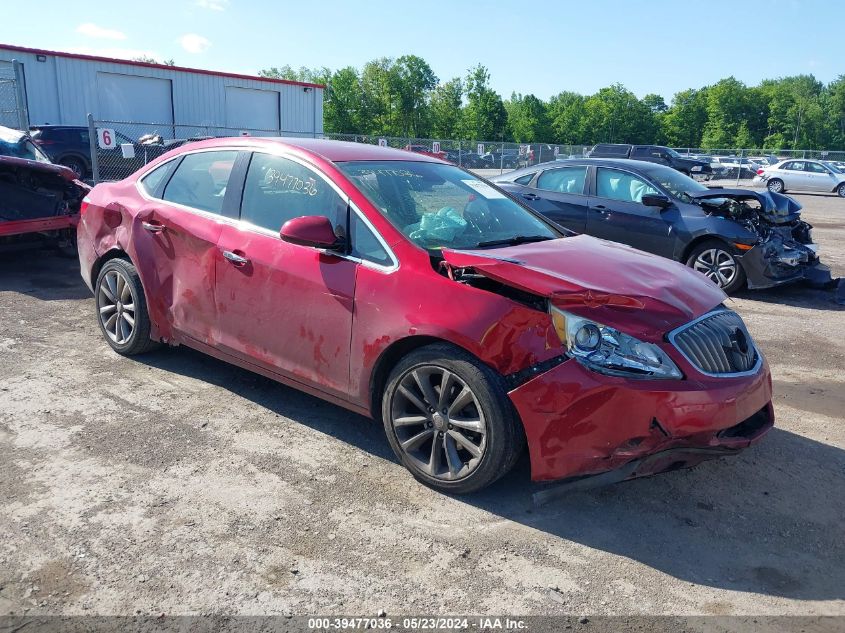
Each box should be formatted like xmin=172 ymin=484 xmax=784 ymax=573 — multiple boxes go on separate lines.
xmin=492 ymin=157 xmax=682 ymax=182
xmin=163 ymin=136 xmax=445 ymax=163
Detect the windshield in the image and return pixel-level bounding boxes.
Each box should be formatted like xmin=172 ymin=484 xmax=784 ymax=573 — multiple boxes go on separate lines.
xmin=644 ymin=165 xmax=709 ymax=203
xmin=337 ymin=161 xmax=558 ymax=250
xmin=664 ymin=147 xmax=681 ymax=159
xmin=822 ymin=161 xmax=842 ymax=174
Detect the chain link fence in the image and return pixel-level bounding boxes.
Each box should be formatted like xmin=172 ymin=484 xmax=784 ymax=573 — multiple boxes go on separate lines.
xmin=85 ymin=115 xmax=845 ymax=185
xmin=0 ymin=59 xmax=28 ymax=130
xmin=88 ymin=117 xmax=318 ymax=182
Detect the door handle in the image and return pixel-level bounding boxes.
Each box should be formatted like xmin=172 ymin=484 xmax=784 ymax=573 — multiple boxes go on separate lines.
xmin=142 ymin=220 xmax=166 ymax=233
xmin=222 ymin=250 xmax=249 ymax=266
xmin=521 ymin=192 xmax=540 ymax=201
xmin=591 ymin=205 xmax=608 ymax=212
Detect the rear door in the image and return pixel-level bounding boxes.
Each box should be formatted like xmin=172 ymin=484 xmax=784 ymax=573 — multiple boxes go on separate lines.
xmin=517 ymin=165 xmax=590 ymax=233
xmin=132 ymin=149 xmax=240 ymax=344
xmin=586 ymin=166 xmax=674 ymax=257
xmin=214 ymin=151 xmax=358 ymax=397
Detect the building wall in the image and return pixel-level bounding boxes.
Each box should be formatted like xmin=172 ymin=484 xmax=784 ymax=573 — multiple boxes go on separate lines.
xmin=0 ymin=46 xmax=323 ymax=135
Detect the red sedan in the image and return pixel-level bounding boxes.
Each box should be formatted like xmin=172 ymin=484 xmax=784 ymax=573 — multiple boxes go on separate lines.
xmin=77 ymin=138 xmax=773 ymax=494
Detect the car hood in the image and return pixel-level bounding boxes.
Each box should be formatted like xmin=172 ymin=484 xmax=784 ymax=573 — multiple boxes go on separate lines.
xmin=689 ymin=188 xmax=802 ymax=224
xmin=0 ymin=154 xmax=80 ymax=183
xmin=442 ymin=236 xmax=726 ymax=340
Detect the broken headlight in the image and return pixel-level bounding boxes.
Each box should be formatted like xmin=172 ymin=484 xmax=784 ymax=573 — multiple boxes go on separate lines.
xmin=550 ymin=306 xmax=682 ymax=380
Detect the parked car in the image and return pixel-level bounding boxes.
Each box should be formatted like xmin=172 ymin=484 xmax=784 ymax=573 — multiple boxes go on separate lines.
xmin=754 ymin=159 xmax=845 ymax=197
xmin=403 ymin=144 xmax=447 ymax=161
xmin=77 ymin=138 xmax=773 ymax=493
xmin=30 ymin=124 xmax=202 ymax=181
xmin=492 ymin=158 xmax=831 ymax=294
xmin=587 ymin=144 xmax=712 ymax=177
xmin=0 ymin=125 xmax=89 ymax=251
xmin=711 ymin=156 xmax=761 ymax=179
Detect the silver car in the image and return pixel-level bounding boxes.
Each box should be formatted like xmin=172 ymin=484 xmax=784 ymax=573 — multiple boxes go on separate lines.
xmin=754 ymin=159 xmax=845 ymax=197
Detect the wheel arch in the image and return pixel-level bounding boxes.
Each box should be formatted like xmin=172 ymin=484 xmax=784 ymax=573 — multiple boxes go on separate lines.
xmin=90 ymin=247 xmax=133 ymax=288
xmin=368 ymin=335 xmax=503 ymax=423
xmin=681 ymin=234 xmax=738 ymax=263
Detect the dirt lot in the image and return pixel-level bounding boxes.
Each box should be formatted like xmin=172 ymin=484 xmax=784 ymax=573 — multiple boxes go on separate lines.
xmin=1 ymin=190 xmax=843 ymax=618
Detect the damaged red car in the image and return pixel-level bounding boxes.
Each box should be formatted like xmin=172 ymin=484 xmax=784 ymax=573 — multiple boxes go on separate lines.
xmin=77 ymin=139 xmax=773 ymax=494
xmin=1 ymin=125 xmax=87 ymax=252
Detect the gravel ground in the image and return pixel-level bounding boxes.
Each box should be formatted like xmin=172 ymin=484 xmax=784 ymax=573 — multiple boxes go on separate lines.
xmin=1 ymin=191 xmax=843 ymax=618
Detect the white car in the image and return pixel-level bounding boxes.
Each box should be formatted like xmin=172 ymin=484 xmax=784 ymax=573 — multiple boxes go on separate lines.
xmin=754 ymin=159 xmax=845 ymax=197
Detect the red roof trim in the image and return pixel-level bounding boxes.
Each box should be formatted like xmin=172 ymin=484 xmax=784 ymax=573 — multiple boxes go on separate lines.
xmin=0 ymin=43 xmax=326 ymax=89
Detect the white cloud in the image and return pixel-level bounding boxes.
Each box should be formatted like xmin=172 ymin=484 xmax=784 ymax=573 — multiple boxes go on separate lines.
xmin=178 ymin=33 xmax=211 ymax=54
xmin=76 ymin=22 xmax=127 ymax=41
xmin=195 ymin=0 xmax=229 ymax=10
xmin=67 ymin=46 xmax=162 ymax=61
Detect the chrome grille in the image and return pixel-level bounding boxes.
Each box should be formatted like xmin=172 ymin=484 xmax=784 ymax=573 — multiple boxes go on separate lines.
xmin=669 ymin=310 xmax=759 ymax=376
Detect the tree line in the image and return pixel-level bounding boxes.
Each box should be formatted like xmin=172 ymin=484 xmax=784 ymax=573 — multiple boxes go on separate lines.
xmin=260 ymin=57 xmax=845 ymax=150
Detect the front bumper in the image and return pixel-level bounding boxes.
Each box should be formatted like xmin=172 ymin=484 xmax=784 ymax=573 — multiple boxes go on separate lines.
xmin=508 ymin=351 xmax=773 ymax=482
xmin=736 ymin=244 xmax=833 ymax=289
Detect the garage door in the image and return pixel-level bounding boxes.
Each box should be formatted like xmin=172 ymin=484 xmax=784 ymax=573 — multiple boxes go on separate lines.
xmin=97 ymin=73 xmax=173 ymax=124
xmin=225 ymin=87 xmax=279 ymax=131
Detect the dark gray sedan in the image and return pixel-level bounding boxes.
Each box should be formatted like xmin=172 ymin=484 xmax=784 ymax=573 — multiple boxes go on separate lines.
xmin=492 ymin=158 xmax=831 ymax=294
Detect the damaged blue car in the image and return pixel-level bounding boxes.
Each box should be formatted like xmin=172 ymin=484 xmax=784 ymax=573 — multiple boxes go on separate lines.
xmin=492 ymin=158 xmax=833 ymax=294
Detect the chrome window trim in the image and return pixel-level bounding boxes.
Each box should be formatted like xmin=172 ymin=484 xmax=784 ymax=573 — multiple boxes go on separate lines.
xmin=666 ymin=308 xmax=763 ymax=378
xmin=134 ymin=146 xmax=399 ymax=274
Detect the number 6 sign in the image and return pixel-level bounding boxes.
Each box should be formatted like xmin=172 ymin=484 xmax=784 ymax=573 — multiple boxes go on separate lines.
xmin=97 ymin=128 xmax=116 ymax=150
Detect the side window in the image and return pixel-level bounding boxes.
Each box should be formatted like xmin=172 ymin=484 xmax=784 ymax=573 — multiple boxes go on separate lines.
xmin=596 ymin=168 xmax=660 ymax=204
xmin=514 ymin=173 xmax=534 ymax=186
xmin=536 ymin=167 xmax=587 ymax=194
xmin=240 ymin=152 xmax=346 ymax=233
xmin=162 ymin=151 xmax=237 ymax=214
xmin=805 ymin=162 xmax=827 ymax=173
xmin=139 ymin=160 xmax=177 ymax=196
xmin=350 ymin=212 xmax=392 ymax=266
xmin=785 ymin=161 xmax=804 ymax=171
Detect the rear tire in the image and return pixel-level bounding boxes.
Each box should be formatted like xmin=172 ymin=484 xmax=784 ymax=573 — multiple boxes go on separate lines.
xmin=767 ymin=178 xmax=785 ymax=193
xmin=686 ymin=240 xmax=747 ymax=295
xmin=95 ymin=258 xmax=158 ymax=355
xmin=381 ymin=343 xmax=525 ymax=494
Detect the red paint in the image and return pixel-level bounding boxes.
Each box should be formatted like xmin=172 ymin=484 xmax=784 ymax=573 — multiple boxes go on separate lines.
xmin=77 ymin=138 xmax=773 ymax=484
xmin=280 ymin=215 xmax=340 ymax=248
xmin=0 ymin=43 xmax=325 ymax=89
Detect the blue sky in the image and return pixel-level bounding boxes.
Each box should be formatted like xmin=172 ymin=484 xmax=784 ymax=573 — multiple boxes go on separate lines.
xmin=2 ymin=0 xmax=838 ymax=101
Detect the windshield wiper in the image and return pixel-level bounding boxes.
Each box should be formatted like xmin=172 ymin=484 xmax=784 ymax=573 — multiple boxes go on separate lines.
xmin=472 ymin=235 xmax=555 ymax=248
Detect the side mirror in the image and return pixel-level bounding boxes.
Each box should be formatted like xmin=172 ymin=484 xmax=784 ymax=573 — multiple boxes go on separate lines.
xmin=280 ymin=215 xmax=343 ymax=250
xmin=641 ymin=194 xmax=673 ymax=209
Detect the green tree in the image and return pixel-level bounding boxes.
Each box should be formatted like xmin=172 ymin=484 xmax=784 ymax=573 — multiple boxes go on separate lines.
xmin=461 ymin=65 xmax=507 ymax=140
xmin=324 ymin=67 xmax=365 ymax=134
xmin=392 ymin=55 xmax=438 ymax=137
xmin=505 ymin=93 xmax=550 ymax=142
xmin=661 ymin=88 xmax=708 ymax=147
xmin=430 ymin=78 xmax=464 ymax=139
xmin=547 ymin=91 xmax=587 ymax=144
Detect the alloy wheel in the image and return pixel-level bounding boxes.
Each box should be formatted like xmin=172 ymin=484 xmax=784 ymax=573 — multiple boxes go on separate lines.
xmin=98 ymin=269 xmax=137 ymax=345
xmin=767 ymin=179 xmax=783 ymax=193
xmin=390 ymin=365 xmax=487 ymax=481
xmin=692 ymin=248 xmax=738 ymax=288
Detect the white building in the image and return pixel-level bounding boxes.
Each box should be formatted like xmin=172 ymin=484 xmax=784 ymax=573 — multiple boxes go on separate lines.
xmin=0 ymin=43 xmax=324 ymax=135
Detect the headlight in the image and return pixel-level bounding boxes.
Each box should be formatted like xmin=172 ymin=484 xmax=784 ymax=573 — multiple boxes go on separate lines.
xmin=691 ymin=165 xmax=703 ymax=172
xmin=550 ymin=306 xmax=682 ymax=379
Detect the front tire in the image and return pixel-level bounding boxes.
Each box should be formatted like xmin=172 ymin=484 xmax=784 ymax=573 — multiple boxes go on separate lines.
xmin=767 ymin=178 xmax=785 ymax=193
xmin=95 ymin=258 xmax=158 ymax=355
xmin=837 ymin=183 xmax=845 ymax=198
xmin=686 ymin=240 xmax=747 ymax=295
xmin=382 ymin=343 xmax=524 ymax=494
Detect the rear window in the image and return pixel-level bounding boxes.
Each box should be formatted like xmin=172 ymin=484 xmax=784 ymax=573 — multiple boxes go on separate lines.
xmin=162 ymin=151 xmax=237 ymax=214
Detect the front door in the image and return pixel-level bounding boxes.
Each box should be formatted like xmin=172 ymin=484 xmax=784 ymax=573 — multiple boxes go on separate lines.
xmin=214 ymin=151 xmax=357 ymax=397
xmin=132 ymin=149 xmax=239 ymax=344
xmin=586 ymin=167 xmax=674 ymax=258
xmin=804 ymin=161 xmax=837 ymax=192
